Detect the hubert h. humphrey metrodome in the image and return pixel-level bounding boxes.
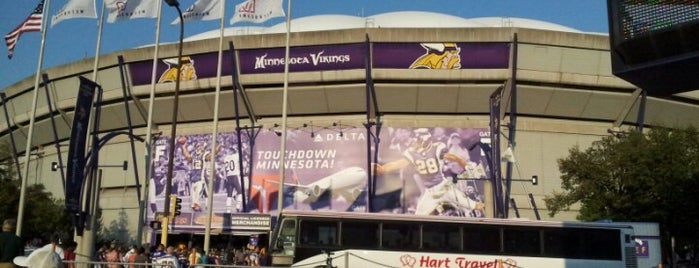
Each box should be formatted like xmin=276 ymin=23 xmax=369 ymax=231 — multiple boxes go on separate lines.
xmin=2 ymin=11 xmax=698 ymax=246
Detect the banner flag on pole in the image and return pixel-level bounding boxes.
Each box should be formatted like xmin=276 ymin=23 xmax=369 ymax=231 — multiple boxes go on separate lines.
xmin=230 ymin=0 xmax=284 ymax=25
xmin=51 ymin=0 xmax=97 ymax=27
xmin=4 ymin=0 xmax=45 ymax=59
xmin=65 ymin=76 xmax=97 ymax=213
xmin=105 ymin=0 xmax=158 ymax=23
xmin=172 ymin=0 xmax=222 ymax=25
xmin=489 ymin=86 xmax=505 ymax=217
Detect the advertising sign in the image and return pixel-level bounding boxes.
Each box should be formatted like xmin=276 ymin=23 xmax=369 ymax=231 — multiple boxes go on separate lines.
xmin=147 ymin=126 xmax=491 ymax=232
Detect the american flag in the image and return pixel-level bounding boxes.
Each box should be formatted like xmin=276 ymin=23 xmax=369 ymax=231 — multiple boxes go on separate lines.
xmin=4 ymin=0 xmax=45 ymax=59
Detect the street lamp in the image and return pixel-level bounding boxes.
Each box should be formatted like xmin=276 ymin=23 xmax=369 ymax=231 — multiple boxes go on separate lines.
xmin=162 ymin=0 xmax=184 ymax=247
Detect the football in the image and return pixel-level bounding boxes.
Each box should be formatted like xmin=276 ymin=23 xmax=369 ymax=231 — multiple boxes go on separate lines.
xmin=177 ymin=136 xmax=187 ymax=144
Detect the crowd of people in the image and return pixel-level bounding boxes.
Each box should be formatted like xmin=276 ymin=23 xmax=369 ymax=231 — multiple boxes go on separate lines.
xmin=2 ymin=217 xmax=270 ymax=268
xmin=94 ymin=241 xmax=270 ymax=267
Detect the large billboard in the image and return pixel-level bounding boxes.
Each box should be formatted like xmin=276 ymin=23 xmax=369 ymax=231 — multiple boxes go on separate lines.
xmin=147 ymin=127 xmax=490 ymax=232
xmin=373 ymin=127 xmax=490 ymax=217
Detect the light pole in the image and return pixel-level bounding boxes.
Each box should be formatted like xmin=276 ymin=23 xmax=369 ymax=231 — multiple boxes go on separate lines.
xmin=162 ymin=0 xmax=184 ymax=247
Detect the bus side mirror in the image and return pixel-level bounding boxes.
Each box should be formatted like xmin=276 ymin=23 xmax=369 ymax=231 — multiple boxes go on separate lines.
xmin=531 ymin=175 xmax=538 ymax=185
xmin=277 ymin=239 xmax=284 ymax=249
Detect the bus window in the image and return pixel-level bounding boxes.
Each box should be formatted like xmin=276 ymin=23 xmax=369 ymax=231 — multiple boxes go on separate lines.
xmin=382 ymin=223 xmax=420 ymax=250
xmin=463 ymin=225 xmax=500 ymax=254
xmin=300 ymin=220 xmax=338 ymax=246
xmin=581 ymin=229 xmax=622 ymax=260
xmin=278 ymin=219 xmax=297 ymax=255
xmin=341 ymin=221 xmax=379 ymax=248
xmin=543 ymin=228 xmax=582 ymax=258
xmin=423 ymin=223 xmax=460 ymax=251
xmin=503 ymin=227 xmax=541 ymax=256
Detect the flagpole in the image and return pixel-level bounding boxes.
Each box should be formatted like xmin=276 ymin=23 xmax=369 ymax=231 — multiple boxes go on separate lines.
xmin=91 ymin=0 xmax=106 ymax=80
xmin=73 ymin=1 xmax=106 ymax=261
xmin=17 ymin=0 xmax=52 ymax=237
xmin=204 ymin=0 xmax=226 ymax=253
xmin=142 ymin=0 xmax=164 ymax=245
xmin=276 ymin=0 xmax=291 ymax=217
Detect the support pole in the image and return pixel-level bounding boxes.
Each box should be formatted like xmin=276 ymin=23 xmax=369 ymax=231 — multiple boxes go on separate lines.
xmin=161 ymin=1 xmax=184 ymax=247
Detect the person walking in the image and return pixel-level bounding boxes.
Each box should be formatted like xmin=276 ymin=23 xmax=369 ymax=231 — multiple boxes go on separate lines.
xmin=129 ymin=246 xmax=148 ymax=268
xmin=105 ymin=243 xmax=120 ymax=268
xmin=188 ymin=247 xmax=202 ymax=268
xmin=152 ymin=246 xmax=180 ymax=268
xmin=0 ymin=219 xmax=24 ymax=268
xmin=62 ymin=241 xmax=78 ymax=268
xmin=13 ymin=238 xmax=63 ymax=268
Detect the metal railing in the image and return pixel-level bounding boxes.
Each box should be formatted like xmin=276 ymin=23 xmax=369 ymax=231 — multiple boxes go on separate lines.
xmin=64 ymin=260 xmax=279 ymax=268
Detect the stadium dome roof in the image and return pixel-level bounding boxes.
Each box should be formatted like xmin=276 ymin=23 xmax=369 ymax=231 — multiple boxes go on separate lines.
xmin=367 ymin=11 xmax=484 ymax=28
xmin=265 ymin=14 xmax=368 ymax=33
xmin=465 ymin=17 xmax=582 ymax=33
xmin=185 ymin=11 xmax=584 ymax=41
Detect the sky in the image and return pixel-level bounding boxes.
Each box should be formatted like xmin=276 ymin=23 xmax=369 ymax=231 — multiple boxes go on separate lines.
xmin=0 ymin=0 xmax=609 ymax=90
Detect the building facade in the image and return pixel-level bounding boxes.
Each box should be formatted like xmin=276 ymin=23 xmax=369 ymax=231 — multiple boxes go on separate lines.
xmin=3 ymin=13 xmax=699 ymax=245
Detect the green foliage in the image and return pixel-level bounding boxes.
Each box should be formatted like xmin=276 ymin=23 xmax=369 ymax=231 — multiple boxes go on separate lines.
xmin=0 ymin=142 xmax=73 ymax=241
xmin=0 ymin=177 xmax=73 ymax=240
xmin=545 ymin=126 xmax=699 ymax=249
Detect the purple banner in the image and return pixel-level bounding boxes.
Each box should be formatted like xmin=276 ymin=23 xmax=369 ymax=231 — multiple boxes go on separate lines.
xmin=128 ymin=51 xmax=234 ymax=86
xmin=237 ymin=43 xmax=366 ymax=74
xmin=128 ymin=42 xmax=508 ymax=85
xmin=373 ymin=42 xmax=510 ymax=69
xmin=65 ymin=77 xmax=96 ymax=213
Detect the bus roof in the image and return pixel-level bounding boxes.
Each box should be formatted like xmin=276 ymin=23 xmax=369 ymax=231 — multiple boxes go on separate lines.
xmin=278 ymin=210 xmax=634 ymax=230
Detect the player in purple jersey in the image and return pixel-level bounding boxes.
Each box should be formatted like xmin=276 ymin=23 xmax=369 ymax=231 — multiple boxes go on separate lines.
xmin=181 ymin=138 xmax=220 ymax=212
xmin=375 ymin=128 xmax=483 ymax=217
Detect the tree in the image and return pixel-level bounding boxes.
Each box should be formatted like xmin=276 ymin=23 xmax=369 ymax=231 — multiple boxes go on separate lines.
xmin=99 ymin=209 xmax=136 ymax=246
xmin=0 ymin=143 xmax=73 ymax=242
xmin=545 ymin=126 xmax=699 ymax=259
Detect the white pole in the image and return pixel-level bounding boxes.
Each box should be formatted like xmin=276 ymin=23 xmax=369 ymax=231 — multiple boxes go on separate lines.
xmin=276 ymin=0 xmax=291 ymax=216
xmin=17 ymin=0 xmax=52 ymax=237
xmin=77 ymin=3 xmax=107 ymax=264
xmin=204 ymin=0 xmax=226 ymax=253
xmin=90 ymin=0 xmax=106 ymax=81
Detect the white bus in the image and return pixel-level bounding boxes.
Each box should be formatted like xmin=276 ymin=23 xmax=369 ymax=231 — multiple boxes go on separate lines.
xmin=270 ymin=210 xmax=638 ymax=268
